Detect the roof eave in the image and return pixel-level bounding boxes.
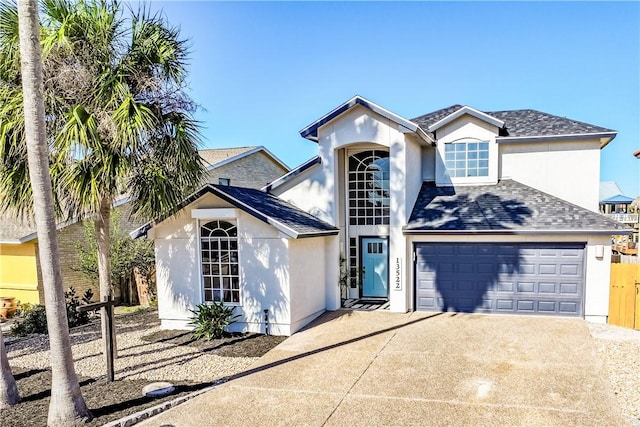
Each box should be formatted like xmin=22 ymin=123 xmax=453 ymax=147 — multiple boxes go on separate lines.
xmin=263 ymin=156 xmax=321 ymax=193
xmin=402 ymin=228 xmax=632 ymax=236
xmin=427 ymin=106 xmax=505 ymax=132
xmin=497 ymin=132 xmax=617 ymax=145
xmin=300 ymin=95 xmax=435 ymax=145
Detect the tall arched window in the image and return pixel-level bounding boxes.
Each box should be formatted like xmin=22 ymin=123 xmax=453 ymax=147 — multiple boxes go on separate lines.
xmin=348 ymin=150 xmax=390 ymax=225
xmin=200 ymin=220 xmax=239 ymax=303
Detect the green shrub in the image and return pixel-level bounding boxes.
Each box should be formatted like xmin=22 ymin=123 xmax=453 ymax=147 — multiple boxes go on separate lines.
xmin=10 ymin=287 xmax=94 ymax=336
xmin=10 ymin=304 xmax=48 ymax=336
xmin=189 ymin=302 xmax=240 ymax=340
xmin=65 ymin=287 xmax=94 ymax=328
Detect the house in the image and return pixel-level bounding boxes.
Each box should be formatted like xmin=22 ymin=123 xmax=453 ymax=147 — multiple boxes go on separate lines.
xmin=0 ymin=146 xmax=288 ymax=305
xmin=146 ymin=96 xmax=630 ymax=336
xmin=599 ymin=182 xmax=639 ymax=256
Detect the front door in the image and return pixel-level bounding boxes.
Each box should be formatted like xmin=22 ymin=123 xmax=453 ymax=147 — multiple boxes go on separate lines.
xmin=361 ymin=237 xmax=388 ymax=298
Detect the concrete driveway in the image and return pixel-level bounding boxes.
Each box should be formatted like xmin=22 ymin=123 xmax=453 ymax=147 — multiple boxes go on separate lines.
xmin=139 ymin=310 xmax=625 ymax=426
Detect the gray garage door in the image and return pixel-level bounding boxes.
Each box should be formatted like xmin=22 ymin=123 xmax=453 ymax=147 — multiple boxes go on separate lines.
xmin=415 ymin=243 xmax=585 ymax=316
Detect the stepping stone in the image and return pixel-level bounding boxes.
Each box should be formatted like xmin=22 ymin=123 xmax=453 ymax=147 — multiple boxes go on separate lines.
xmin=142 ymin=382 xmax=175 ymax=398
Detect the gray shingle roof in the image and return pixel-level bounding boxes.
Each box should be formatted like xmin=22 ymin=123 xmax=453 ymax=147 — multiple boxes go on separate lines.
xmin=406 ymin=180 xmax=631 ymax=234
xmin=135 ymin=184 xmax=338 ymax=239
xmin=0 ymin=213 xmax=35 ymax=242
xmin=214 ymin=185 xmax=338 ymax=238
xmin=411 ymin=106 xmax=615 ymax=139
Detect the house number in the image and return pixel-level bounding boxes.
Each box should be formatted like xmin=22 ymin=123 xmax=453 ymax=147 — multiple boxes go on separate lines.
xmin=394 ymin=257 xmax=402 ymax=291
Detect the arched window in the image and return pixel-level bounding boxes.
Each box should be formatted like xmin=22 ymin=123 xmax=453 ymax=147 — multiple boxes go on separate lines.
xmin=200 ymin=220 xmax=239 ymax=303
xmin=348 ymin=150 xmax=390 ymax=225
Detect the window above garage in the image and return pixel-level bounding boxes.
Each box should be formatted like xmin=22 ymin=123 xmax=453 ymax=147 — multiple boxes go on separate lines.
xmin=444 ymin=140 xmax=489 ymax=178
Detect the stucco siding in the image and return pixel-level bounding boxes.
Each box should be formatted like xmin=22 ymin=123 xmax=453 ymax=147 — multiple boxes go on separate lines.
xmin=273 ymin=164 xmax=334 ymax=224
xmin=204 ymin=151 xmax=288 ymax=189
xmin=288 ymin=237 xmax=326 ymax=333
xmin=153 ymin=192 xmax=294 ymax=335
xmin=499 ymin=140 xmax=601 ymax=211
xmin=0 ymin=242 xmax=39 ymax=304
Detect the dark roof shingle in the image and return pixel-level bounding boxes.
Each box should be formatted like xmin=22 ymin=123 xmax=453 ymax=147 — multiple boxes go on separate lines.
xmin=406 ymin=180 xmax=631 ymax=234
xmin=215 ymin=185 xmax=338 ymax=237
xmin=411 ymin=106 xmax=615 ymax=139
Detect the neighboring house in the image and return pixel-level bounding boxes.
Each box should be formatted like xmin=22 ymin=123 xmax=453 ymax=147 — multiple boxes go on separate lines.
xmin=599 ymin=181 xmax=639 ymax=255
xmin=0 ymin=146 xmax=288 ymax=304
xmin=199 ymin=146 xmax=289 ymax=189
xmin=144 ymin=96 xmax=630 ymax=336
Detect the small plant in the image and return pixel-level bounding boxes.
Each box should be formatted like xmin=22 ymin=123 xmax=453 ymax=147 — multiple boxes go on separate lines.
xmin=189 ymin=302 xmax=240 ymax=340
xmin=10 ymin=304 xmax=48 ymax=336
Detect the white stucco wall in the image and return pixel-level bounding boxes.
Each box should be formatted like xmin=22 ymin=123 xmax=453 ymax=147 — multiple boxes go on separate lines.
xmin=151 ymin=193 xmax=295 ymax=335
xmin=499 ymin=139 xmax=601 ymax=211
xmin=405 ymin=233 xmax=612 ymax=322
xmin=435 ymin=116 xmax=500 ymax=186
xmin=288 ymin=237 xmax=327 ymax=333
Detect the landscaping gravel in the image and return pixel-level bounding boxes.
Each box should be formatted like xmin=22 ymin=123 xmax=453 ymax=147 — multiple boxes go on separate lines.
xmin=6 ymin=308 xmax=284 ymax=383
xmin=2 ymin=308 xmax=285 ymax=426
xmin=588 ymin=322 xmax=640 ymax=423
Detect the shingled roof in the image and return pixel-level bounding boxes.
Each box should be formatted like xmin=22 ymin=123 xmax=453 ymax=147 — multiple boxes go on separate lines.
xmin=405 ymin=180 xmax=631 ymax=235
xmin=0 ymin=213 xmax=36 ymax=243
xmin=134 ymin=184 xmax=338 ymax=239
xmin=411 ymin=105 xmax=616 ymax=141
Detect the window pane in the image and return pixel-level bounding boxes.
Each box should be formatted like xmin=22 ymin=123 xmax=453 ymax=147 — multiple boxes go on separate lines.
xmin=455 ymin=144 xmax=465 ymax=152
xmin=445 ymin=160 xmax=455 ymax=169
xmin=479 ymin=150 xmax=489 ymax=159
xmin=203 ymin=264 xmax=210 ymax=275
xmin=468 ymin=169 xmax=478 ymax=177
xmin=204 ymin=290 xmax=212 ymax=301
xmin=455 ymin=160 xmax=465 ymax=169
xmin=468 ymin=151 xmax=478 ymax=160
xmin=479 ymin=142 xmax=489 ymax=151
xmin=479 ymin=160 xmax=489 ymax=168
xmin=212 ymin=289 xmax=221 ymax=302
xmin=479 ymin=168 xmax=489 ymax=176
xmin=468 ymin=160 xmax=478 ymax=169
xmin=468 ymin=142 xmax=478 ymax=151
xmin=445 ymin=144 xmax=454 ymax=153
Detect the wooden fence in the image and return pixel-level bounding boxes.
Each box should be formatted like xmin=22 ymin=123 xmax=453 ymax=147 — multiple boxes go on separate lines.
xmin=609 ymin=263 xmax=640 ymax=330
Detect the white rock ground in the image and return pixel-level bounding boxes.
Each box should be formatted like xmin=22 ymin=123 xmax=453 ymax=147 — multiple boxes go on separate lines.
xmin=3 ymin=312 xmax=639 ymax=423
xmin=4 ymin=311 xmax=257 ymax=385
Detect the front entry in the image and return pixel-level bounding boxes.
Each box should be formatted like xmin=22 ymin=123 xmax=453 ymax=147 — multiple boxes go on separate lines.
xmin=361 ymin=237 xmax=388 ymax=298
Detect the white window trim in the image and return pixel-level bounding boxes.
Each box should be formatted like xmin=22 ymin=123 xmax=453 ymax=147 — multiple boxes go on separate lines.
xmin=444 ymin=139 xmax=490 ymax=179
xmin=197 ymin=217 xmax=242 ymax=307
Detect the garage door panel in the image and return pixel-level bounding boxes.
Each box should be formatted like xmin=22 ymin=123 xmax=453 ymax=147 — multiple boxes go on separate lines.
xmin=415 ymin=243 xmax=584 ymax=317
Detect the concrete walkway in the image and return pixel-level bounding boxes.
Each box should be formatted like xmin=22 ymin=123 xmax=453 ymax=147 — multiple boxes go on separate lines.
xmin=139 ymin=310 xmax=626 ymax=426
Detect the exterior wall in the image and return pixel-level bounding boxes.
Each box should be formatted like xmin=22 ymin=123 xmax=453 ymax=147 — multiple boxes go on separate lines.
xmin=421 ymin=146 xmax=436 ymax=182
xmin=499 ymin=139 xmax=601 ymax=211
xmin=273 ymin=164 xmax=332 ymax=223
xmin=203 ymin=151 xmax=288 ymax=189
xmin=0 ymin=242 xmax=39 ymax=304
xmin=152 ymin=193 xmax=295 ymax=335
xmin=288 ymin=237 xmax=327 ymax=333
xmin=435 ymin=116 xmax=500 ymax=186
xmin=405 ymin=233 xmax=612 ymax=322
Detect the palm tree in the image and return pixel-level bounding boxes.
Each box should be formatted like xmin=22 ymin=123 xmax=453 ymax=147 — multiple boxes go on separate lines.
xmin=0 ymin=0 xmax=204 ymax=353
xmin=15 ymin=0 xmax=91 ymax=424
xmin=0 ymin=328 xmax=20 ymax=409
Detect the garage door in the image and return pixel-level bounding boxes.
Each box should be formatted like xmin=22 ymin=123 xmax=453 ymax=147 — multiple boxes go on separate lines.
xmin=415 ymin=243 xmax=585 ymax=316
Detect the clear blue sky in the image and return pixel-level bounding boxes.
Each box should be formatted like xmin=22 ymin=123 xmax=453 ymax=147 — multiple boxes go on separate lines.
xmin=144 ymin=1 xmax=640 ymax=196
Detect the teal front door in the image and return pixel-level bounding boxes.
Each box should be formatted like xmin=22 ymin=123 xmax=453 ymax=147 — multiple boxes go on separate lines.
xmin=361 ymin=237 xmax=388 ymax=298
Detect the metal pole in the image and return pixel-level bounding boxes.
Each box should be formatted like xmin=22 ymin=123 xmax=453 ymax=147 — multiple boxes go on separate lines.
xmin=104 ymin=297 xmax=114 ymax=382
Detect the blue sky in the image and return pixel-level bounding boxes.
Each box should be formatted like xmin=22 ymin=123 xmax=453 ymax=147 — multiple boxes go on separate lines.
xmin=144 ymin=1 xmax=639 ymax=196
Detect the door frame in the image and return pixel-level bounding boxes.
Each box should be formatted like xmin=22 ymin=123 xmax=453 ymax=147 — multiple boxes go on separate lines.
xmin=359 ymin=235 xmax=389 ymax=299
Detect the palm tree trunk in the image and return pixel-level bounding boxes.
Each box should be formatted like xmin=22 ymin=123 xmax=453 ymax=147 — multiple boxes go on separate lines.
xmin=16 ymin=0 xmax=91 ymax=424
xmin=0 ymin=328 xmax=19 ymax=409
xmin=95 ymin=197 xmax=117 ymax=357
